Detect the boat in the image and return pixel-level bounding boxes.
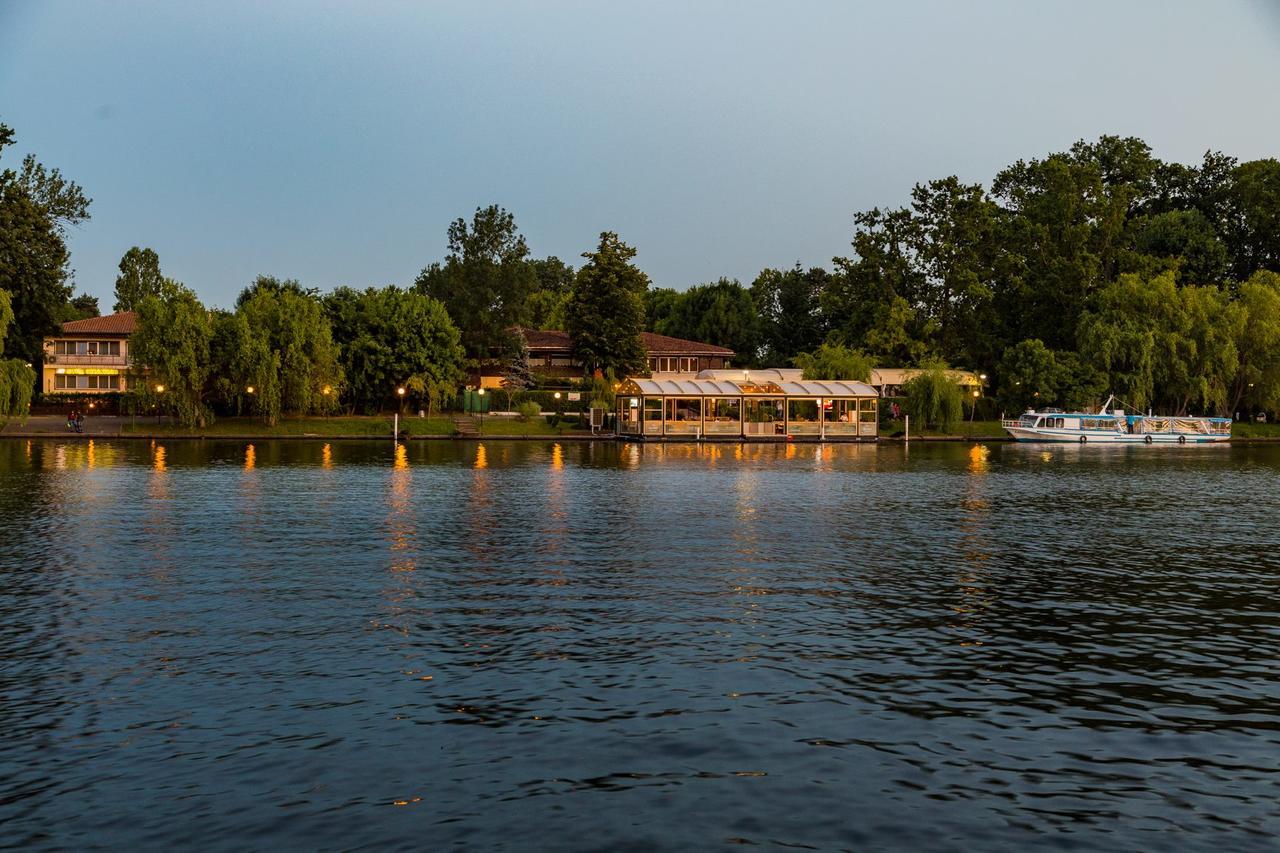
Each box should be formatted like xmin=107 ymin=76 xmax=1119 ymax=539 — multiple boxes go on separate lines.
xmin=1001 ymin=396 xmax=1231 ymax=444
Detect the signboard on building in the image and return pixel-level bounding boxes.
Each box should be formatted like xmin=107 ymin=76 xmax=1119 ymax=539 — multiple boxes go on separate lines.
xmin=567 ymin=392 xmax=581 ymax=401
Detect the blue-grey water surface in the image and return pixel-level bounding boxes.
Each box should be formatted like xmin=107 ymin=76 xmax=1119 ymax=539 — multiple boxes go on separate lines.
xmin=1 ymin=439 xmax=1279 ymax=851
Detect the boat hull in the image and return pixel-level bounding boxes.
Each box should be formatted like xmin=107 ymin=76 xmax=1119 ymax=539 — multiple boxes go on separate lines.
xmin=1003 ymin=427 xmax=1229 ymax=444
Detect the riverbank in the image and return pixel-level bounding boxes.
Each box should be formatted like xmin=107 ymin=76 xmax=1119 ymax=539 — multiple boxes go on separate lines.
xmin=5 ymin=415 xmax=1279 ymax=442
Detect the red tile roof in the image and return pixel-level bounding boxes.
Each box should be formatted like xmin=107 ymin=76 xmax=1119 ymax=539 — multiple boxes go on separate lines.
xmin=518 ymin=328 xmax=733 ymax=356
xmin=60 ymin=311 xmax=138 ymax=335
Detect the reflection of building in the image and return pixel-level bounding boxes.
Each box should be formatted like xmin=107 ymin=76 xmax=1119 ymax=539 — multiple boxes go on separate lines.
xmin=42 ymin=312 xmax=139 ymax=394
xmin=479 ymin=329 xmax=735 ymax=387
xmin=869 ymin=367 xmax=981 ymax=397
xmin=616 ymin=368 xmax=878 ymax=441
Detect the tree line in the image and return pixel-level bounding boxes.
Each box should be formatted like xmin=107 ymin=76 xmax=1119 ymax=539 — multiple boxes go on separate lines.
xmin=4 ymin=116 xmax=1280 ymax=426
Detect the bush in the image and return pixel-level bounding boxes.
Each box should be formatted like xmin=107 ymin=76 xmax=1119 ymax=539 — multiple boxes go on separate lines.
xmin=516 ymin=400 xmax=541 ymax=421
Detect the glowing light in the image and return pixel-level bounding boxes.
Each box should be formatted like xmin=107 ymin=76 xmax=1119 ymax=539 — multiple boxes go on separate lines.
xmin=553 ymin=391 xmax=561 ymax=400
xmin=154 ymin=384 xmax=165 ymax=393
xmin=322 ymin=385 xmax=332 ymax=396
xmin=396 ymin=386 xmax=406 ymax=396
xmin=153 ymin=444 xmax=167 ymax=472
xmin=321 ymin=443 xmax=332 ymax=468
xmin=474 ymin=443 xmax=488 ymax=469
xmin=551 ymin=442 xmax=563 ymax=470
xmin=246 ymin=385 xmax=255 ymax=394
xmin=244 ymin=443 xmax=256 ymax=470
xmin=394 ymin=442 xmax=408 ymax=470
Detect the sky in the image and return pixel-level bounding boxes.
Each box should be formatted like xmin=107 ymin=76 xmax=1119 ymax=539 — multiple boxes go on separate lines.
xmin=2 ymin=0 xmax=1280 ymax=310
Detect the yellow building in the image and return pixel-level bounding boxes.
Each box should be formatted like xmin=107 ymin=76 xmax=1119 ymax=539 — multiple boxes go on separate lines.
xmin=42 ymin=311 xmax=139 ymax=394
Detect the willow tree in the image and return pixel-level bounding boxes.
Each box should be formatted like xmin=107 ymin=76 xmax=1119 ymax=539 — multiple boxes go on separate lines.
xmin=902 ymin=361 xmax=964 ymax=432
xmin=792 ymin=343 xmax=872 ymax=381
xmin=234 ymin=277 xmax=342 ymax=423
xmin=0 ymin=288 xmax=35 ymax=420
xmin=130 ymin=280 xmax=215 ymax=428
xmin=1231 ymin=271 xmax=1280 ymax=414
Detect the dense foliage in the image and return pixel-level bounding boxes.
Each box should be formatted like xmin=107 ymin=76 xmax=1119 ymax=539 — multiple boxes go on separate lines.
xmin=567 ymin=232 xmax=649 ymax=377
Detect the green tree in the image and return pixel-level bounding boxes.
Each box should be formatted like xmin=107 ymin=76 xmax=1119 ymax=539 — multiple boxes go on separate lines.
xmin=0 ymin=288 xmax=36 ymax=420
xmin=0 ymin=122 xmax=88 ymax=368
xmin=901 ymin=360 xmax=964 ymax=432
xmin=325 ymin=285 xmax=464 ymax=413
xmin=234 ymin=276 xmax=342 ymax=423
xmin=792 ymin=342 xmax=872 ymax=381
xmin=1225 ymin=159 xmax=1280 ymax=280
xmin=1229 ymin=271 xmax=1280 ymax=414
xmin=113 ymin=246 xmax=164 ymax=312
xmin=750 ymin=264 xmax=828 ymax=366
xmin=644 ymin=287 xmax=681 ymax=332
xmin=415 ymin=205 xmax=536 ymax=360
xmin=130 ymin=280 xmax=215 ymax=428
xmin=655 ymin=278 xmax=760 ymax=363
xmin=567 ymin=232 xmax=648 ymax=376
xmin=66 ymin=293 xmax=100 ymax=320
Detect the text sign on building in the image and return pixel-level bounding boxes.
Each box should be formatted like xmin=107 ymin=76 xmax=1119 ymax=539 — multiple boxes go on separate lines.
xmin=567 ymin=392 xmax=581 ymax=401
xmin=60 ymin=367 xmax=120 ymax=376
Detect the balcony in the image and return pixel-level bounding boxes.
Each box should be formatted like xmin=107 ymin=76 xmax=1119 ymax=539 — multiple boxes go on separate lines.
xmin=47 ymin=354 xmax=131 ymax=367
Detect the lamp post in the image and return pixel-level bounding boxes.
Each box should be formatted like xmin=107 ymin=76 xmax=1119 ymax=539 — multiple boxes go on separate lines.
xmin=395 ymin=386 xmax=406 ymax=440
xmin=154 ymin=384 xmax=165 ymax=424
xmin=477 ymin=387 xmax=486 ymax=434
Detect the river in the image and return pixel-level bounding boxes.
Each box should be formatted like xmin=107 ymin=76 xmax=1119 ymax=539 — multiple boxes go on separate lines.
xmin=1 ymin=439 xmax=1278 ymax=850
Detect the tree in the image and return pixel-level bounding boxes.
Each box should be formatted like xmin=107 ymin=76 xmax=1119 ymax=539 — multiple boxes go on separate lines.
xmin=234 ymin=276 xmax=342 ymax=423
xmin=500 ymin=329 xmax=535 ymax=410
xmin=792 ymin=343 xmax=872 ymax=381
xmin=130 ymin=280 xmax=215 ymax=428
xmin=750 ymin=264 xmax=828 ymax=366
xmin=325 ymin=286 xmax=464 ymax=413
xmin=113 ymin=247 xmax=164 ymax=312
xmin=0 ymin=122 xmax=87 ymax=369
xmin=1225 ymin=159 xmax=1280 ymax=280
xmin=644 ymin=287 xmax=682 ymax=332
xmin=567 ymin=232 xmax=648 ymax=376
xmin=655 ymin=278 xmax=760 ymax=363
xmin=0 ymin=288 xmax=36 ymax=420
xmin=415 ymin=205 xmax=537 ymax=360
xmin=1229 ymin=271 xmax=1280 ymax=414
xmin=902 ymin=360 xmax=964 ymax=432
xmin=67 ymin=293 xmax=100 ymax=319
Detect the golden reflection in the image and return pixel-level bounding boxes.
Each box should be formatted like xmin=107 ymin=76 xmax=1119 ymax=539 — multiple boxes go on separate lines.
xmin=385 ymin=440 xmax=417 ymax=575
xmin=153 ymin=443 xmax=167 ymax=473
xmin=86 ymin=440 xmax=95 ymax=469
xmin=551 ymin=442 xmax=563 ymax=470
xmin=322 ymin=442 xmax=333 ymax=469
xmin=244 ymin=443 xmax=256 ymax=470
xmin=785 ymin=442 xmax=796 ymax=460
xmin=968 ymin=443 xmax=991 ymax=474
xmin=474 ymin=443 xmax=488 ymax=469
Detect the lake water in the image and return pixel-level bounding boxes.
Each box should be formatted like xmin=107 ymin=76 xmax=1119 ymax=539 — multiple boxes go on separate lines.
xmin=2 ymin=438 xmax=1279 ymax=850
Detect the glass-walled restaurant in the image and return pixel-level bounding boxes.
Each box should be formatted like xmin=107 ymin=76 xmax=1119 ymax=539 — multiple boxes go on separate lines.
xmin=616 ymin=373 xmax=879 ymax=441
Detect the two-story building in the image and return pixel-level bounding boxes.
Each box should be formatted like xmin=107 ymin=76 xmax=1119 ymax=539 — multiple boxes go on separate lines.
xmin=42 ymin=311 xmax=138 ymax=395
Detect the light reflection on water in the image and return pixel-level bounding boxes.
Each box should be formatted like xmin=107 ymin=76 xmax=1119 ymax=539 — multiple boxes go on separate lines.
xmin=1 ymin=439 xmax=1279 ymax=850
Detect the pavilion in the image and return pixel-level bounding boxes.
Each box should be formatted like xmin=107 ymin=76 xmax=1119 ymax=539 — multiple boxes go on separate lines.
xmin=615 ymin=368 xmax=879 ymax=441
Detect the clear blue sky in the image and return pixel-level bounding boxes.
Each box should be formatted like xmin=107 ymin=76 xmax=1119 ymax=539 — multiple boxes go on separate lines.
xmin=3 ymin=0 xmax=1279 ymax=310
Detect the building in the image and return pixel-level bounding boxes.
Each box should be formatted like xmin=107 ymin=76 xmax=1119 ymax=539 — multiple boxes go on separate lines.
xmin=615 ymin=368 xmax=879 ymax=441
xmin=868 ymin=367 xmax=982 ymax=397
xmin=41 ymin=312 xmax=139 ymax=395
xmin=481 ymin=329 xmax=735 ymax=387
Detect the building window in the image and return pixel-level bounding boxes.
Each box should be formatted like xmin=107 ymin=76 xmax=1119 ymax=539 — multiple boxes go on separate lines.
xmin=54 ymin=374 xmax=120 ymax=390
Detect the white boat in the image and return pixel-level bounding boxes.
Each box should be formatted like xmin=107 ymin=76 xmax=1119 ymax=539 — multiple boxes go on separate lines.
xmin=1001 ymin=396 xmax=1231 ymax=444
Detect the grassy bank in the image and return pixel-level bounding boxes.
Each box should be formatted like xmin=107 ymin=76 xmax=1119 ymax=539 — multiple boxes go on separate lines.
xmin=117 ymin=414 xmax=585 ymax=437
xmin=121 ymin=415 xmax=456 ymax=437
xmin=1229 ymin=421 xmax=1280 ymax=439
xmin=880 ymin=418 xmax=1007 ymax=438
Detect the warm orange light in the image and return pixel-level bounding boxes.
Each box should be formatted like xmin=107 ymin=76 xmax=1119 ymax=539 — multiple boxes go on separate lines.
xmin=246 ymin=385 xmax=255 ymax=394
xmin=553 ymin=391 xmax=561 ymax=400
xmin=973 ymin=391 xmax=980 ymax=398
xmin=477 ymin=388 xmax=485 ymax=396
xmin=396 ymin=387 xmax=406 ymax=396
xmin=154 ymin=384 xmax=165 ymax=393
xmin=322 ymin=385 xmax=332 ymax=396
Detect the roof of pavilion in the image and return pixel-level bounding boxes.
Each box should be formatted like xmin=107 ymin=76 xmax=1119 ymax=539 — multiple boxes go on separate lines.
xmin=619 ymin=377 xmax=878 ymax=397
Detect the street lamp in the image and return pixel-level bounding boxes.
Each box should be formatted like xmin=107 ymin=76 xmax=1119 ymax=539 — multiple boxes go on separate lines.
xmin=477 ymin=387 xmax=486 ymax=433
xmin=246 ymin=385 xmax=255 ymax=395
xmin=970 ymin=389 xmax=980 ymax=427
xmin=154 ymin=384 xmax=165 ymax=424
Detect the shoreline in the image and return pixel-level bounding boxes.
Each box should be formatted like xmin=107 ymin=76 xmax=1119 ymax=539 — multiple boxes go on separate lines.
xmin=4 ymin=432 xmax=1280 ymax=443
